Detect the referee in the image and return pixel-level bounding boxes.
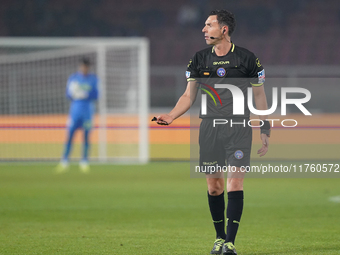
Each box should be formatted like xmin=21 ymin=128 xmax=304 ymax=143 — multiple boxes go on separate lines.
xmin=155 ymin=10 xmax=270 ymax=255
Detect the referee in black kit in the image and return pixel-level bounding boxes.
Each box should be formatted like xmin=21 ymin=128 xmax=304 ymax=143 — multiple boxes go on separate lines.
xmin=155 ymin=10 xmax=271 ymax=255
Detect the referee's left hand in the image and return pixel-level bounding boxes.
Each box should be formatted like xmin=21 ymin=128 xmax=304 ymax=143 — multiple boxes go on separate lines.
xmin=257 ymin=133 xmax=269 ymax=157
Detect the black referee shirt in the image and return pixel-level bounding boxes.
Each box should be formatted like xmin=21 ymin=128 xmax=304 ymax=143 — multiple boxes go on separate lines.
xmin=186 ymin=43 xmax=265 ymax=118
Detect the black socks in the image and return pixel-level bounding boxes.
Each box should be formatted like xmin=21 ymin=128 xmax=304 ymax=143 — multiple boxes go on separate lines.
xmin=208 ymin=190 xmax=244 ymax=243
xmin=208 ymin=191 xmax=226 ymax=239
xmin=226 ymin=190 xmax=244 ymax=244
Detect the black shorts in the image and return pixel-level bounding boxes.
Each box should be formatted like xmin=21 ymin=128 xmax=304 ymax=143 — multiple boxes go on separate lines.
xmin=199 ymin=118 xmax=252 ymax=172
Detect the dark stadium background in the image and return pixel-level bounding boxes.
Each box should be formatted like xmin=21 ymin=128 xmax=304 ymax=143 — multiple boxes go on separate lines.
xmin=1 ymin=0 xmax=340 ymax=110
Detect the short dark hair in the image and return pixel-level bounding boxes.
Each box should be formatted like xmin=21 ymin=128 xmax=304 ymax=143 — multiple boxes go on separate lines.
xmin=209 ymin=9 xmax=236 ymax=36
xmin=80 ymin=57 xmax=91 ymax=66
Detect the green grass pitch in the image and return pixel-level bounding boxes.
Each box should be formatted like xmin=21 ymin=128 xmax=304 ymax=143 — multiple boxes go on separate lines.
xmin=0 ymin=162 xmax=340 ymax=254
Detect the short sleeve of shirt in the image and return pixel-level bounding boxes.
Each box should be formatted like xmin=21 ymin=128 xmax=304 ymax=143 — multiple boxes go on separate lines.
xmin=248 ymin=54 xmax=265 ymax=87
xmin=186 ymin=53 xmax=201 ymax=82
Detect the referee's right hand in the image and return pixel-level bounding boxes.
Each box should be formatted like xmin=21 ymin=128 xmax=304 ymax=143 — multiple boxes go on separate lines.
xmin=154 ymin=114 xmax=174 ymax=125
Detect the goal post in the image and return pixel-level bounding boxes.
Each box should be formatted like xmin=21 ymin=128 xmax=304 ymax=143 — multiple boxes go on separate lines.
xmin=0 ymin=37 xmax=150 ymax=163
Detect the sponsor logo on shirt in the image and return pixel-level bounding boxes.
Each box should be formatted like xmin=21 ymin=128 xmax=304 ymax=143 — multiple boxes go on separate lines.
xmin=213 ymin=61 xmax=230 ymax=65
xmin=258 ymin=69 xmax=265 ymax=83
xmin=186 ymin=71 xmax=191 ymax=78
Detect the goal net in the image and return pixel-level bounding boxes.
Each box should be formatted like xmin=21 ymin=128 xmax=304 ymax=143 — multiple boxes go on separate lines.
xmin=0 ymin=38 xmax=149 ymax=163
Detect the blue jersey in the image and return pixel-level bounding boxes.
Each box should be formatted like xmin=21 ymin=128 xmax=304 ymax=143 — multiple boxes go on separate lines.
xmin=66 ymin=72 xmax=99 ymax=120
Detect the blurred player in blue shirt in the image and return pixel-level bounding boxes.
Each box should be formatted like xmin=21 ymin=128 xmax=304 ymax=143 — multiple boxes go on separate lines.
xmin=57 ymin=58 xmax=99 ymax=173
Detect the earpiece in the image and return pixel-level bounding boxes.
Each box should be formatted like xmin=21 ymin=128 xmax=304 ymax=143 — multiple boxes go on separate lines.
xmin=209 ymin=28 xmax=229 ymax=40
